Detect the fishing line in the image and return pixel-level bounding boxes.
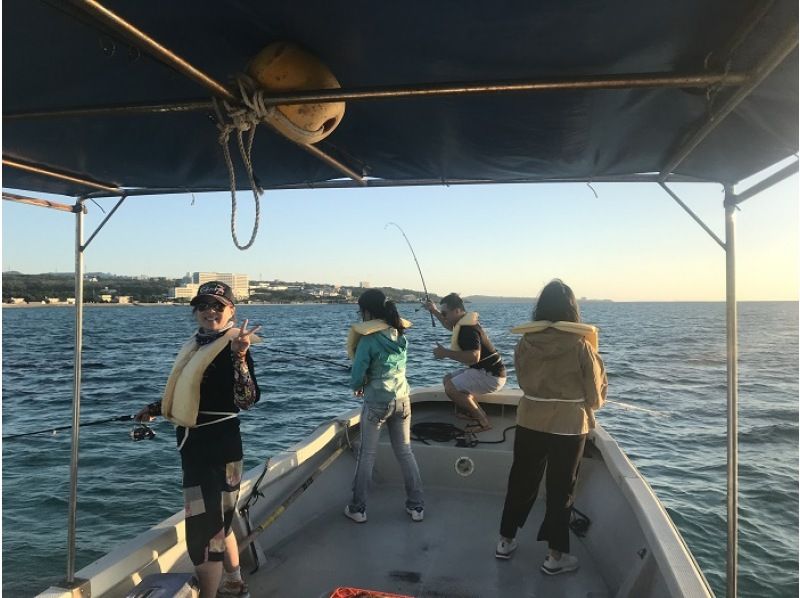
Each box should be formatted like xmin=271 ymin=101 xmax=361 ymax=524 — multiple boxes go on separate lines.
xmin=263 ymin=349 xmax=666 ymax=419
xmin=385 ymin=222 xmax=436 ymax=328
xmin=606 ymin=399 xmax=668 ymax=417
xmin=266 ymin=346 xmax=351 ymax=370
xmin=3 ymin=414 xmax=135 ymax=440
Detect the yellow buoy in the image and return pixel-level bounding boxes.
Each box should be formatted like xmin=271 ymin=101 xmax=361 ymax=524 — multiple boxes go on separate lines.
xmin=247 ymin=42 xmax=345 ymax=145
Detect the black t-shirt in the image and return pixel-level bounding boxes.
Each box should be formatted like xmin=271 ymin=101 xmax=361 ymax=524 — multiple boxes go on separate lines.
xmin=177 ymin=345 xmax=260 ymax=467
xmin=457 ymin=324 xmax=506 ymax=378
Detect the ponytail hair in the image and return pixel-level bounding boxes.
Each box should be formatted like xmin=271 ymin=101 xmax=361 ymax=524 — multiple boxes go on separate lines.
xmin=358 ymin=289 xmax=406 ymax=335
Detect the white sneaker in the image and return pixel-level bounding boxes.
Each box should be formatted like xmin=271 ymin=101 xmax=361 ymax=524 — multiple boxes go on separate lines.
xmin=541 ymin=553 xmax=579 ymax=575
xmin=344 ymin=505 xmax=367 ymax=523
xmin=495 ymin=537 xmax=518 ymax=559
xmin=405 ymin=506 xmax=424 ymax=522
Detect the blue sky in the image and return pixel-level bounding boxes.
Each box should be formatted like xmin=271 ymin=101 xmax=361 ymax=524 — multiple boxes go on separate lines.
xmin=2 ymin=163 xmax=797 ymax=301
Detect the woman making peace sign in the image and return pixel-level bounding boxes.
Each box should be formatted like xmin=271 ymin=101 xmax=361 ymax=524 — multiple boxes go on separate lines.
xmin=136 ymin=281 xmax=261 ymax=597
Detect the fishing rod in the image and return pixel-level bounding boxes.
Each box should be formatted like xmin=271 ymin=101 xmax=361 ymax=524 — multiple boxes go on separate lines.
xmin=266 ymin=346 xmax=351 ymax=370
xmin=385 ymin=222 xmax=436 ymax=328
xmin=3 ymin=414 xmax=136 ymax=440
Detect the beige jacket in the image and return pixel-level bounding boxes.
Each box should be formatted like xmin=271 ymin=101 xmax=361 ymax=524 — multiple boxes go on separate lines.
xmin=515 ymin=328 xmax=607 ymax=435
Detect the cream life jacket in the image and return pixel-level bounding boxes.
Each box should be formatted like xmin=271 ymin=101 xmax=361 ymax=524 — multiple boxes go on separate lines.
xmin=510 ymin=320 xmax=599 ymax=351
xmin=161 ymin=328 xmax=262 ymax=429
xmin=347 ymin=318 xmax=413 ymax=359
xmin=451 ymin=312 xmax=480 ymax=350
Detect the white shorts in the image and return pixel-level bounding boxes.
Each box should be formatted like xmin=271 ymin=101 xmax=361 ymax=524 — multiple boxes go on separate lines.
xmin=450 ymin=368 xmax=506 ymax=396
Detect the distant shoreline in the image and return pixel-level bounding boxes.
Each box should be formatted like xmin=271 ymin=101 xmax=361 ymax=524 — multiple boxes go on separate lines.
xmin=3 ymin=299 xmax=796 ymax=309
xmin=3 ymin=302 xmax=161 ymax=308
xmin=1 ymin=301 xmax=344 ymax=308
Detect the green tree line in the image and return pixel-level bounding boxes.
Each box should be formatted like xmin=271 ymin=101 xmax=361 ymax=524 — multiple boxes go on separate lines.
xmin=2 ymin=273 xmax=179 ymax=303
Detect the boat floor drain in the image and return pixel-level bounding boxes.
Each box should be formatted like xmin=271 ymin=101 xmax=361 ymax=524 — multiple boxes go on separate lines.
xmin=455 ymin=456 xmax=475 ymax=476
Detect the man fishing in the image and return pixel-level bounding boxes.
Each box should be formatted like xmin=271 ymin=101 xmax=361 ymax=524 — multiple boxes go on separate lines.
xmin=424 ymin=293 xmax=507 ymax=432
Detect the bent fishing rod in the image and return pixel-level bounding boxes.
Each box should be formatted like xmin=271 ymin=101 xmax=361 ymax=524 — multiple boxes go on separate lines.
xmin=385 ymin=222 xmax=436 ymax=328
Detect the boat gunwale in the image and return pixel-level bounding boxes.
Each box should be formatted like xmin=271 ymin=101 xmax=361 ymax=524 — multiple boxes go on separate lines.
xmin=38 ymin=387 xmax=714 ymax=597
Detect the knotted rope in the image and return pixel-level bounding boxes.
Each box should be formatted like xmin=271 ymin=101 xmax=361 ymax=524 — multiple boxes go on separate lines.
xmin=213 ymin=76 xmax=268 ymax=251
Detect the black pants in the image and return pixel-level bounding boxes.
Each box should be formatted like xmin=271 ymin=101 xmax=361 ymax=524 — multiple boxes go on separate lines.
xmin=499 ymin=426 xmax=586 ymax=554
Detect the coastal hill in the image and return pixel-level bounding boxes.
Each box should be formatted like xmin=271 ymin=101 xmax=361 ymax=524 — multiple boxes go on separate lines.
xmin=2 ymin=272 xmax=612 ymax=304
xmin=1 ymin=272 xmax=435 ymax=305
xmin=465 ymin=295 xmax=612 ymax=303
xmin=464 ymin=295 xmax=534 ymax=303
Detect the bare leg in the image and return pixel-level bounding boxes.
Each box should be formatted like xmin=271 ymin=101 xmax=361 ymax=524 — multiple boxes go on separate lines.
xmin=195 ymin=560 xmax=223 ymax=598
xmin=443 ymin=376 xmax=491 ymax=430
xmin=443 ymin=374 xmax=472 ymax=419
xmin=223 ymin=532 xmax=239 ymax=573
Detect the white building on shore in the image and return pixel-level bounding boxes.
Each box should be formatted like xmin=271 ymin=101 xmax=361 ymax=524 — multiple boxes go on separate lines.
xmin=173 ymin=272 xmax=250 ymax=301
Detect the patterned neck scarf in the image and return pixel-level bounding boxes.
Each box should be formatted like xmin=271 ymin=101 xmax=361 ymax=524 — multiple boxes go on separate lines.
xmin=195 ymin=322 xmax=234 ymax=346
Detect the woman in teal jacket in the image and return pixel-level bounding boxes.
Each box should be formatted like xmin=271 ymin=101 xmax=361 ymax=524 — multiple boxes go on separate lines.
xmin=344 ymin=289 xmax=425 ymax=523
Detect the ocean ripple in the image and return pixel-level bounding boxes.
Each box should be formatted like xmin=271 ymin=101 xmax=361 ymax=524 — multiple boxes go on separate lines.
xmin=2 ymin=301 xmax=797 ymax=597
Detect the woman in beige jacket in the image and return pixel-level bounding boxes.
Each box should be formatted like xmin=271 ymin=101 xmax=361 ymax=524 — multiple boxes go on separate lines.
xmin=495 ymin=279 xmax=607 ymax=576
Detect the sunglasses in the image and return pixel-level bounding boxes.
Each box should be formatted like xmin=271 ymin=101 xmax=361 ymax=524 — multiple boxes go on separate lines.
xmin=196 ymin=301 xmax=227 ymax=313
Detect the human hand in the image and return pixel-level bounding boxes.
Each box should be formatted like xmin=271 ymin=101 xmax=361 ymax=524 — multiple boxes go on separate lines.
xmin=423 ymin=300 xmax=437 ymax=314
xmin=134 ymin=406 xmax=155 ymax=422
xmin=433 ymin=342 xmax=447 ymax=360
xmin=231 ymin=319 xmax=262 ymax=358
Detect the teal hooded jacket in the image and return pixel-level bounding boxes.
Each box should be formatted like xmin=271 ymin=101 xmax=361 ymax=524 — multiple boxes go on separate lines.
xmin=350 ymin=328 xmax=410 ymax=404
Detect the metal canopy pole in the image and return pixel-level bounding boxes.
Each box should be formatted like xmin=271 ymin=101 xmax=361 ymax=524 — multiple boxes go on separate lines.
xmin=658 ymin=182 xmax=726 ymax=249
xmin=2 ymin=157 xmax=123 ymax=194
xmin=659 ymin=24 xmax=798 ymax=182
xmin=3 ymin=191 xmax=123 ymax=593
xmin=72 ymin=0 xmax=364 ymax=185
xmin=733 ymin=160 xmax=800 ymax=205
xmin=76 ymin=173 xmax=707 ymax=198
xmin=723 ymin=186 xmax=739 ymax=598
xmin=2 ymin=71 xmax=748 ymax=120
xmin=82 ymin=195 xmax=128 ymax=251
xmin=66 ymin=198 xmax=86 ymax=585
xmin=2 ymin=192 xmax=82 ymax=213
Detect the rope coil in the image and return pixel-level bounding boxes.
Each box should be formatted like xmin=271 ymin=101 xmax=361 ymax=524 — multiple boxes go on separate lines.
xmin=213 ymin=76 xmax=268 ymax=251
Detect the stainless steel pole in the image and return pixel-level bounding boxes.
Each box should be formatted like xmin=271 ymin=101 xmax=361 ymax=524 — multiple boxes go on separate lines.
xmin=724 ymin=187 xmax=738 ymax=598
xmin=72 ymin=0 xmax=365 ymax=186
xmin=66 ymin=199 xmax=85 ymax=583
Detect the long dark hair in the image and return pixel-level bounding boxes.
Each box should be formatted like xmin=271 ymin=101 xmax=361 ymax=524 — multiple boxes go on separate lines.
xmin=358 ymin=289 xmax=405 ymax=335
xmin=533 ymin=279 xmax=581 ymax=323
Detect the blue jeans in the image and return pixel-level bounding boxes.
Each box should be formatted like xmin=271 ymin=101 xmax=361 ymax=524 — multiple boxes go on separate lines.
xmin=350 ymin=397 xmax=424 ymax=512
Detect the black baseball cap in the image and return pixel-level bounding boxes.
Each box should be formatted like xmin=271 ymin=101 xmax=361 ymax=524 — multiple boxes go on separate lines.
xmin=190 ymin=281 xmax=235 ymax=307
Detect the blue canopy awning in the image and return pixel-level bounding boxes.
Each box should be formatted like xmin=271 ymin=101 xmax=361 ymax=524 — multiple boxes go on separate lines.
xmin=3 ymin=0 xmax=797 ymax=196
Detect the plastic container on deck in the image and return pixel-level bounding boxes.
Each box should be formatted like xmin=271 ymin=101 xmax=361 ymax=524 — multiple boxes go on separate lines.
xmin=124 ymin=573 xmax=198 ymax=598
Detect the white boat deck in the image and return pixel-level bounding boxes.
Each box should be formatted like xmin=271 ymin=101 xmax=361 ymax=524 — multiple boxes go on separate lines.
xmin=247 ymin=484 xmax=609 ymax=598
xmin=55 ymin=392 xmax=712 ymax=598
xmin=242 ymin=401 xmax=609 ymax=597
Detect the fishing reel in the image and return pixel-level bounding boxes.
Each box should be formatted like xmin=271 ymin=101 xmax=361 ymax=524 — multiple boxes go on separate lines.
xmin=130 ymin=423 xmax=156 ymax=442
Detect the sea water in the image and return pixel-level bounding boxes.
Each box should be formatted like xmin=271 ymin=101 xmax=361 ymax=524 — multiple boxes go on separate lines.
xmin=2 ymin=301 xmax=797 ymax=597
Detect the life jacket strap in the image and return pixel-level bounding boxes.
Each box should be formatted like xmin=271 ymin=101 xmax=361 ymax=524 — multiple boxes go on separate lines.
xmin=177 ymin=411 xmax=239 ymax=451
xmin=523 ymin=395 xmax=584 ymax=403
